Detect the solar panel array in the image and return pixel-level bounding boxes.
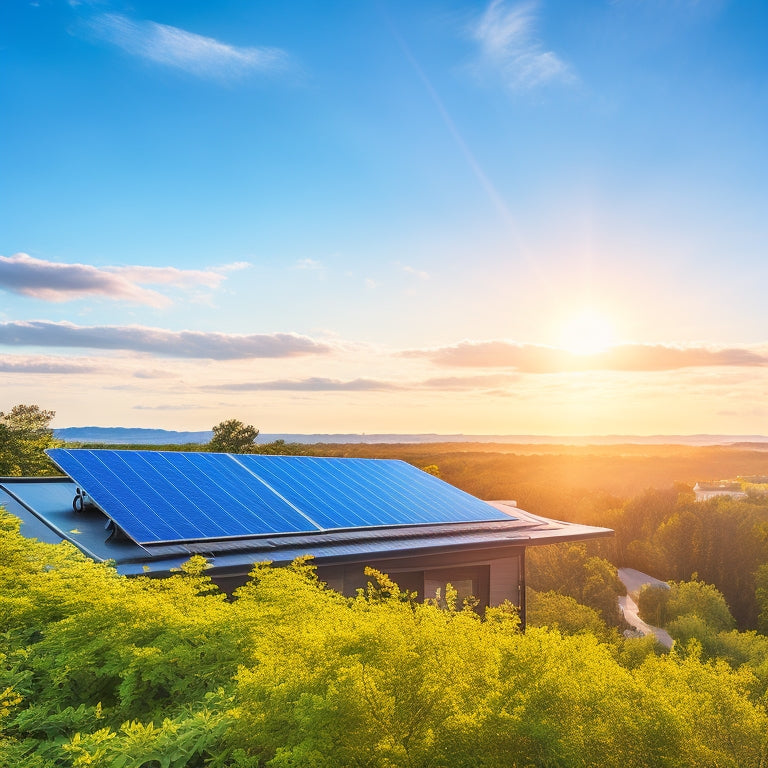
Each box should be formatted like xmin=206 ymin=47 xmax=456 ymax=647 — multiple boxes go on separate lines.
xmin=46 ymin=448 xmax=512 ymax=546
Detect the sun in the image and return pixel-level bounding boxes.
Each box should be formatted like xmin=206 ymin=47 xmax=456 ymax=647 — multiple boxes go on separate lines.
xmin=559 ymin=308 xmax=617 ymax=356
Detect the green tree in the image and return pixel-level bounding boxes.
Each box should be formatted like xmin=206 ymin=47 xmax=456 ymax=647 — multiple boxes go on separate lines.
xmin=207 ymin=419 xmax=259 ymax=454
xmin=637 ymin=584 xmax=671 ymax=627
xmin=527 ymin=543 xmax=624 ymax=626
xmin=0 ymin=404 xmax=60 ymax=476
xmin=527 ymin=589 xmax=616 ymax=642
xmin=757 ymin=563 xmax=768 ymax=635
xmin=639 ymin=578 xmax=736 ymax=636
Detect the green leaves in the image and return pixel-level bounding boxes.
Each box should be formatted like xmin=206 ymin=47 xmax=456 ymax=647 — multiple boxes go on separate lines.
xmin=0 ymin=404 xmax=61 ymax=476
xmin=1 ymin=508 xmax=767 ymax=768
xmin=206 ymin=419 xmax=259 ymax=454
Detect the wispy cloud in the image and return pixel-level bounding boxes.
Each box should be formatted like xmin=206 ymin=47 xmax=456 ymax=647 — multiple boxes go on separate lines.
xmin=206 ymin=373 xmax=520 ymax=393
xmin=471 ymin=0 xmax=573 ymax=90
xmin=132 ymin=404 xmax=204 ymax=411
xmin=0 ymin=320 xmax=333 ymax=359
xmin=0 ymin=253 xmax=239 ymax=307
xmin=420 ymin=373 xmax=519 ymax=389
xmin=293 ymin=258 xmax=323 ymax=271
xmin=0 ymin=355 xmax=100 ymax=374
xmin=208 ymin=377 xmax=400 ymax=392
xmin=85 ymin=13 xmax=290 ymax=80
xmin=132 ymin=369 xmax=180 ymax=380
xmin=402 ymin=265 xmax=430 ymax=280
xmin=404 ymin=340 xmax=768 ymax=372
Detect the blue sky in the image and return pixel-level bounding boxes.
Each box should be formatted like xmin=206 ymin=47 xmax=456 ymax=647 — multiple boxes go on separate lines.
xmin=2 ymin=0 xmax=768 ymax=434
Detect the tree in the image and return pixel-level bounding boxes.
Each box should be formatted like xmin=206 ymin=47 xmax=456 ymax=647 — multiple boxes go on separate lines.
xmin=0 ymin=404 xmax=60 ymax=476
xmin=753 ymin=563 xmax=768 ymax=635
xmin=527 ymin=543 xmax=625 ymax=627
xmin=207 ymin=419 xmax=259 ymax=454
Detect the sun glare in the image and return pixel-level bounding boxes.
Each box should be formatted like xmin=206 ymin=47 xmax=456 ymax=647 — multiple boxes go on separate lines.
xmin=559 ymin=308 xmax=617 ymax=356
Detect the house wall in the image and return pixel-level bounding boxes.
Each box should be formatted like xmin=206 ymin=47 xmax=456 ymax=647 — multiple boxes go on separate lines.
xmin=203 ymin=546 xmax=527 ymax=619
xmin=315 ymin=545 xmax=524 ymax=613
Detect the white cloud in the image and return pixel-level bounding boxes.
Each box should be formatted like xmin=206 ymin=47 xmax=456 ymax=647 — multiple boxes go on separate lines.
xmin=472 ymin=0 xmax=573 ymax=90
xmin=86 ymin=13 xmax=290 ymax=80
xmin=0 ymin=253 xmax=237 ymax=306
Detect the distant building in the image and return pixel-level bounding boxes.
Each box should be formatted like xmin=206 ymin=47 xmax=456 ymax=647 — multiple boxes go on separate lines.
xmin=693 ymin=481 xmax=747 ymax=502
xmin=1 ymin=449 xmax=613 ymax=628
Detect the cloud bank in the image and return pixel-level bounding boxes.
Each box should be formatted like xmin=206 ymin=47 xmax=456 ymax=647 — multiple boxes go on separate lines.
xmin=405 ymin=340 xmax=768 ymax=372
xmin=87 ymin=13 xmax=290 ymax=80
xmin=0 ymin=253 xmax=239 ymax=306
xmin=472 ymin=0 xmax=573 ymax=90
xmin=0 ymin=321 xmax=332 ymax=360
xmin=0 ymin=356 xmax=100 ymax=375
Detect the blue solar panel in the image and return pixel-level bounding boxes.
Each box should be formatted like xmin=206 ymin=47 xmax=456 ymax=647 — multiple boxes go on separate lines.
xmin=234 ymin=455 xmax=510 ymax=529
xmin=46 ymin=449 xmax=320 ymax=543
xmin=46 ymin=449 xmax=511 ymax=546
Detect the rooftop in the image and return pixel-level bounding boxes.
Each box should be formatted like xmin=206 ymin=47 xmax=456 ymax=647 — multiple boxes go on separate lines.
xmin=1 ymin=449 xmax=612 ymax=576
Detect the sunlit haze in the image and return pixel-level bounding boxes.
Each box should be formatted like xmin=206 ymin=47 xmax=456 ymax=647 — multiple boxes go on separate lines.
xmin=558 ymin=309 xmax=618 ymax=356
xmin=2 ymin=1 xmax=767 ymax=436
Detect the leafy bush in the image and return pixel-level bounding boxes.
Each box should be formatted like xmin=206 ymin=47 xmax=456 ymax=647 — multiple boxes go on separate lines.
xmin=2 ymin=508 xmax=768 ymax=768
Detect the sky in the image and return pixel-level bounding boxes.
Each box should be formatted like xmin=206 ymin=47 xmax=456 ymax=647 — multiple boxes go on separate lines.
xmin=2 ymin=0 xmax=768 ymax=436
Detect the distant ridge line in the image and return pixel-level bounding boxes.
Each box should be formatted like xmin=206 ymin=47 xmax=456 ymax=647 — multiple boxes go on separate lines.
xmin=54 ymin=427 xmax=768 ymax=447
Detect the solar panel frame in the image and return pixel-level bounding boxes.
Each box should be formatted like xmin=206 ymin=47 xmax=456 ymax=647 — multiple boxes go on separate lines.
xmin=46 ymin=449 xmax=513 ymax=547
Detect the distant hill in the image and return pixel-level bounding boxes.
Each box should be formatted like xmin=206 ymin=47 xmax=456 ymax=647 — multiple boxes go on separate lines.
xmin=54 ymin=427 xmax=768 ymax=446
xmin=55 ymin=427 xmax=214 ymax=445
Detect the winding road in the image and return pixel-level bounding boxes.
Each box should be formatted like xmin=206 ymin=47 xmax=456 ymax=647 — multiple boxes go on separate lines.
xmin=617 ymin=568 xmax=674 ymax=649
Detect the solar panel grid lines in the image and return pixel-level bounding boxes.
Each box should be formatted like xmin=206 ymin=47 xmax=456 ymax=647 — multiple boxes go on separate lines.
xmin=173 ymin=452 xmax=322 ymax=534
xmin=239 ymin=455 xmax=380 ymax=529
xmin=92 ymin=450 xmax=263 ymax=541
xmin=360 ymin=460 xmax=448 ymax=522
xmin=129 ymin=451 xmax=253 ymax=539
xmin=45 ymin=448 xmax=512 ymax=547
xmin=48 ymin=449 xmax=180 ymax=543
xmin=237 ymin=454 xmax=509 ymax=529
xmin=226 ymin=453 xmax=325 ymax=531
xmin=105 ymin=452 xmax=216 ymax=539
xmin=45 ymin=449 xmax=321 ymax=544
xmin=326 ymin=458 xmax=437 ymax=525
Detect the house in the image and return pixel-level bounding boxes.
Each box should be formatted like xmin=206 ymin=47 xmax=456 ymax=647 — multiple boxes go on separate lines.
xmin=0 ymin=448 xmax=612 ymax=627
xmin=693 ymin=481 xmax=747 ymax=502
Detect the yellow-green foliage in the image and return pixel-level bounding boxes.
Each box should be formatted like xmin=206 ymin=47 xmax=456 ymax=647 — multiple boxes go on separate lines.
xmin=2 ymin=508 xmax=768 ymax=768
xmin=527 ymin=588 xmax=620 ymax=644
